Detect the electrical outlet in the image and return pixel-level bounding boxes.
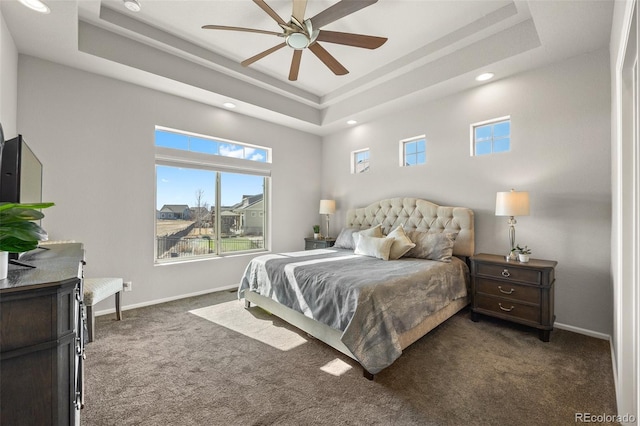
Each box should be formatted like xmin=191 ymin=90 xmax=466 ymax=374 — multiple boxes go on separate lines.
xmin=123 ymin=281 xmax=133 ymax=292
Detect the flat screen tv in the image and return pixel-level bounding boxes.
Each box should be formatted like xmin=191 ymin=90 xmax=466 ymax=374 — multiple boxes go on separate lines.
xmin=0 ymin=135 xmax=43 ymax=204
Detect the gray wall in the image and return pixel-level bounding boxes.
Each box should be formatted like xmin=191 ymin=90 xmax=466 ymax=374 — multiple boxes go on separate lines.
xmin=322 ymin=48 xmax=612 ymax=336
xmin=16 ymin=55 xmax=322 ymax=310
xmin=0 ymin=9 xmax=17 ymax=136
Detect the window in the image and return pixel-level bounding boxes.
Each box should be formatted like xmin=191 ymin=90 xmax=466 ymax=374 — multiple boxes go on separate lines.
xmin=471 ymin=116 xmax=511 ymax=156
xmin=155 ymin=127 xmax=270 ymax=263
xmin=351 ymin=148 xmax=370 ymax=174
xmin=400 ymin=136 xmax=426 ymax=166
xmin=155 ymin=127 xmax=268 ymax=162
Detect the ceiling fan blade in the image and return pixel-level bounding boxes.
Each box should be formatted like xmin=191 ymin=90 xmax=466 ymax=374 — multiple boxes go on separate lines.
xmin=317 ymin=30 xmax=387 ymax=49
xmin=310 ymin=0 xmax=378 ymax=29
xmin=241 ymin=43 xmax=287 ymax=67
xmin=202 ymin=25 xmax=282 ymax=37
xmin=308 ymin=42 xmax=348 ymax=76
xmin=289 ymin=49 xmax=303 ymax=81
xmin=253 ymin=0 xmax=287 ymax=26
xmin=292 ymin=0 xmax=307 ymax=23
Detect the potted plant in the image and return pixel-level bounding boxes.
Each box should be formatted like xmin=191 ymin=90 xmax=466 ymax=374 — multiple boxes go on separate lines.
xmin=515 ymin=245 xmax=531 ymax=263
xmin=0 ymin=202 xmax=54 ymax=279
xmin=313 ymin=225 xmax=321 ymax=239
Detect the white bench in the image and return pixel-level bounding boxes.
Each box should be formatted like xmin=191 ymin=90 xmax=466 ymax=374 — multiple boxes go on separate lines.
xmin=83 ymin=278 xmax=123 ymax=342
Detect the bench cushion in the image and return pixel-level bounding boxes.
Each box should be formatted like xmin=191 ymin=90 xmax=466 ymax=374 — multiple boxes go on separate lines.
xmin=84 ymin=278 xmax=123 ymax=306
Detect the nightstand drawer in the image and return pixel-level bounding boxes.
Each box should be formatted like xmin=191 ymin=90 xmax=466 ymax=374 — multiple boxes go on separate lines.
xmin=476 ymin=263 xmax=541 ymax=285
xmin=304 ymin=238 xmax=336 ymax=250
xmin=474 ymin=294 xmax=541 ymax=324
xmin=476 ymin=278 xmax=540 ymax=304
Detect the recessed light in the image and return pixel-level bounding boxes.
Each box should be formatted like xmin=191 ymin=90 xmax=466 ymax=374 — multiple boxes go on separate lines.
xmin=123 ymin=0 xmax=141 ymax=12
xmin=17 ymin=0 xmax=50 ymax=14
xmin=223 ymin=102 xmax=236 ymax=109
xmin=347 ymin=120 xmax=357 ymax=125
xmin=475 ymin=72 xmax=494 ymax=82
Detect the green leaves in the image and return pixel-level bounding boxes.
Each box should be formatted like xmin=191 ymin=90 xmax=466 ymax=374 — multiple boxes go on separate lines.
xmin=0 ymin=202 xmax=54 ymax=252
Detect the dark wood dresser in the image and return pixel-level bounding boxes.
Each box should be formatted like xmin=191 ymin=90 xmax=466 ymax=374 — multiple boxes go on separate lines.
xmin=1 ymin=243 xmax=85 ymax=425
xmin=470 ymin=253 xmax=557 ymax=342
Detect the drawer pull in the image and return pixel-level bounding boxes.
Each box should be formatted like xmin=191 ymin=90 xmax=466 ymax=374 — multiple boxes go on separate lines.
xmin=498 ymin=286 xmax=514 ymax=295
xmin=501 ymin=269 xmax=510 ymax=278
xmin=498 ymin=303 xmax=515 ymax=312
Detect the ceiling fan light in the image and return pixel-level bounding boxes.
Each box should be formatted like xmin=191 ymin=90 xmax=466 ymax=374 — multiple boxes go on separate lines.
xmin=123 ymin=0 xmax=141 ymax=12
xmin=286 ymin=33 xmax=310 ymax=50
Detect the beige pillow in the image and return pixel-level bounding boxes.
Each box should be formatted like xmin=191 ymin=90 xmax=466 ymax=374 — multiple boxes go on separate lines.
xmin=406 ymin=231 xmax=458 ymax=262
xmin=352 ymin=224 xmax=384 ymax=247
xmin=386 ymin=225 xmax=416 ymax=260
xmin=354 ymin=234 xmax=393 ymax=261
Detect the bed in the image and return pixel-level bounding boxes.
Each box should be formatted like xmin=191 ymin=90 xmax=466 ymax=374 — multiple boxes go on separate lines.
xmin=238 ymin=197 xmax=475 ymax=379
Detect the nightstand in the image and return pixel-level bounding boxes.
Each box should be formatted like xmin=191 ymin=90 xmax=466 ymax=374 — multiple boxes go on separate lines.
xmin=470 ymin=253 xmax=557 ymax=342
xmin=304 ymin=238 xmax=336 ymax=250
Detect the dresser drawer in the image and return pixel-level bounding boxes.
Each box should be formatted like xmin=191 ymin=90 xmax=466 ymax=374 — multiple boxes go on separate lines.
xmin=476 ymin=278 xmax=540 ymax=304
xmin=474 ymin=294 xmax=541 ymax=324
xmin=476 ymin=263 xmax=541 ymax=285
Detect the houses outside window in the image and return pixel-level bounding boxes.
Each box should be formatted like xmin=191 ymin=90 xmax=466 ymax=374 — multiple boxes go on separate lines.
xmin=471 ymin=116 xmax=511 ymax=156
xmin=399 ymin=135 xmax=426 ymax=166
xmin=351 ymin=148 xmax=370 ymax=173
xmin=155 ymin=127 xmax=270 ymax=263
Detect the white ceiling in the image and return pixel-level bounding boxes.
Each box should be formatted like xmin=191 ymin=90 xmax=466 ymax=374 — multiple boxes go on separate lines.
xmin=1 ymin=0 xmax=614 ymax=135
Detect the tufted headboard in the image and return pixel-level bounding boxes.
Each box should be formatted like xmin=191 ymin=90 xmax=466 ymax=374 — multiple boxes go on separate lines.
xmin=345 ymin=197 xmax=475 ymax=257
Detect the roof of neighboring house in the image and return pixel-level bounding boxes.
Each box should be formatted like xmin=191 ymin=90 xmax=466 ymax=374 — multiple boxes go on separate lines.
xmin=160 ymin=204 xmax=190 ymax=213
xmin=230 ymin=194 xmax=263 ymax=210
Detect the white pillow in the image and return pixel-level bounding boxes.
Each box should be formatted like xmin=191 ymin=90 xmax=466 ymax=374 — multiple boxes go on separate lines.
xmin=386 ymin=224 xmax=416 ymax=260
xmin=354 ymin=234 xmax=393 ymax=261
xmin=352 ymin=224 xmax=384 ymax=247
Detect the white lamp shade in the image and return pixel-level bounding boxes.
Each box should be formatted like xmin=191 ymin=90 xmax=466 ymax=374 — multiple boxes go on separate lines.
xmin=319 ymin=199 xmax=336 ymax=215
xmin=496 ymin=190 xmax=530 ymax=216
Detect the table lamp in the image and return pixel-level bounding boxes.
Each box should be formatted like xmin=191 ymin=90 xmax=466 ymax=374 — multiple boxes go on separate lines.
xmin=319 ymin=199 xmax=336 ymax=239
xmin=495 ymin=189 xmax=530 ymax=260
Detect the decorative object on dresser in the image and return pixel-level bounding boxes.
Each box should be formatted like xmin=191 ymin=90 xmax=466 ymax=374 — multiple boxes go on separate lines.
xmin=319 ymin=199 xmax=336 ymax=238
xmin=0 ymin=202 xmax=54 ymax=279
xmin=84 ymin=277 xmax=124 ymax=342
xmin=495 ymin=189 xmax=530 ymax=261
xmin=0 ymin=243 xmax=86 ymax=425
xmin=312 ymin=224 xmax=321 ymax=239
xmin=470 ymin=253 xmax=557 ymax=342
xmin=304 ymin=237 xmax=336 ymax=250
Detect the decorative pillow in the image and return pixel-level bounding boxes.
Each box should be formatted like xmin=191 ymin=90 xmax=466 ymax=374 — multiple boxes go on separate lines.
xmin=352 ymin=224 xmax=384 ymax=247
xmin=406 ymin=231 xmax=458 ymax=262
xmin=386 ymin=224 xmax=416 ymax=260
xmin=354 ymin=234 xmax=394 ymax=261
xmin=333 ymin=227 xmax=360 ymax=249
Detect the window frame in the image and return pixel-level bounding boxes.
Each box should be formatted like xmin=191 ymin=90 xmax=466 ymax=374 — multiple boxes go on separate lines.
xmin=351 ymin=148 xmax=370 ymax=174
xmin=154 ymin=127 xmax=271 ymax=264
xmin=399 ymin=135 xmax=426 ymax=167
xmin=470 ymin=116 xmax=511 ymax=156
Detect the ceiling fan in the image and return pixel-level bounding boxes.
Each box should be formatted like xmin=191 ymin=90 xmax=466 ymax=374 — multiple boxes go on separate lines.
xmin=202 ymin=0 xmax=387 ymax=81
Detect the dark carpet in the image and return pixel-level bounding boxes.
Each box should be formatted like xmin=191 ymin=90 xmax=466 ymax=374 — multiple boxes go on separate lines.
xmin=82 ymin=290 xmax=618 ymax=425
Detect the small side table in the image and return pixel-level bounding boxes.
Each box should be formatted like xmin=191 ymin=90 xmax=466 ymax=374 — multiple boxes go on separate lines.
xmin=470 ymin=253 xmax=557 ymax=342
xmin=304 ymin=238 xmax=336 ymax=250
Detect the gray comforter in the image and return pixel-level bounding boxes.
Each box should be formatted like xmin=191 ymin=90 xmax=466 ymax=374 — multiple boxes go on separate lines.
xmin=238 ymin=248 xmax=468 ymax=374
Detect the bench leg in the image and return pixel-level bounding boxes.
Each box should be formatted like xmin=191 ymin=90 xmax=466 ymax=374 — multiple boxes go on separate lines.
xmin=86 ymin=305 xmax=95 ymax=343
xmin=115 ymin=291 xmax=122 ymax=321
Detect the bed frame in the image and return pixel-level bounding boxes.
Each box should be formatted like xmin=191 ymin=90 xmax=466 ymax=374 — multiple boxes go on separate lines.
xmin=244 ymin=197 xmax=475 ymax=379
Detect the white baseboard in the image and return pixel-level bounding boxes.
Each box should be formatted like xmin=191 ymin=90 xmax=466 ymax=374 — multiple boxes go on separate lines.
xmin=554 ymin=321 xmax=611 ymax=341
xmin=93 ymin=283 xmax=239 ymax=317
